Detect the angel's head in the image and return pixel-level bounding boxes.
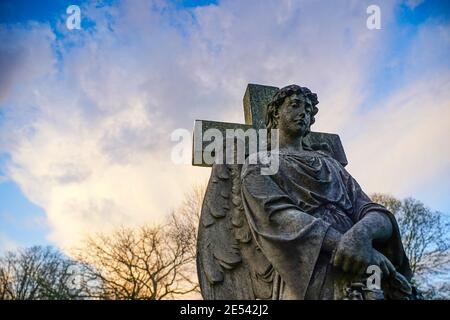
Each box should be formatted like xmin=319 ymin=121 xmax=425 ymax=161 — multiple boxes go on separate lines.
xmin=265 ymin=85 xmax=319 ymax=137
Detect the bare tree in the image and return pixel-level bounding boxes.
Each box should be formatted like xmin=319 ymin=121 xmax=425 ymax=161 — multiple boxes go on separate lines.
xmin=73 ymin=184 xmax=206 ymax=300
xmin=0 ymin=246 xmax=88 ymax=300
xmin=168 ymin=184 xmax=205 ymax=254
xmin=167 ymin=183 xmax=206 ymax=298
xmin=372 ymin=193 xmax=450 ymax=298
xmin=74 ymin=224 xmax=198 ymax=300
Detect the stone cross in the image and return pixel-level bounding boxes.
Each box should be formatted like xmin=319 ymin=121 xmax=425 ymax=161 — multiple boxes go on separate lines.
xmin=192 ymin=84 xmax=348 ymax=167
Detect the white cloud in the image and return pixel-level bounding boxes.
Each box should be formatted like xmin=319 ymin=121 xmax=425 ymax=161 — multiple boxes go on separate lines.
xmin=0 ymin=0 xmax=448 ymax=249
xmin=404 ymin=0 xmax=425 ymax=10
xmin=345 ymin=73 xmax=450 ymax=201
xmin=0 ymin=23 xmax=56 ymax=104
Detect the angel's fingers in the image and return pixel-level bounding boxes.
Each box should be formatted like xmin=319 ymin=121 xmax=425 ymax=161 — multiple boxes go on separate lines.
xmin=342 ymin=256 xmax=352 ymax=273
xmin=373 ymin=250 xmax=396 ymax=277
xmin=352 ymin=260 xmax=364 ymax=275
xmin=379 ymin=261 xmax=390 ymax=277
xmin=333 ymin=250 xmax=343 ymax=268
xmin=384 ymin=257 xmax=396 ymax=276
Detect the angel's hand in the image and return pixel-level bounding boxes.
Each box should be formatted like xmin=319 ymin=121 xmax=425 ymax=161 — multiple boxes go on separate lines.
xmin=332 ymin=228 xmax=373 ymax=275
xmin=371 ymin=249 xmax=396 ymax=278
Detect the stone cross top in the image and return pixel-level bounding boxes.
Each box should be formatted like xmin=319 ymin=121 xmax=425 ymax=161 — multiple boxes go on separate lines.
xmin=192 ymin=84 xmax=348 ymax=167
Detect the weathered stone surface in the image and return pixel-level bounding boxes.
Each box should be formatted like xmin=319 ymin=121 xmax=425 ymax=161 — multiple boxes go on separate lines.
xmin=243 ymin=83 xmax=278 ymax=129
xmin=193 ymin=84 xmax=347 ymax=167
xmin=195 ymin=84 xmax=414 ymax=300
xmin=192 ymin=120 xmax=252 ymax=167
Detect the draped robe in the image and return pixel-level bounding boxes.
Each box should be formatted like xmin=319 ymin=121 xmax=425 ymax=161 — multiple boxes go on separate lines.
xmin=240 ymin=150 xmax=412 ymax=299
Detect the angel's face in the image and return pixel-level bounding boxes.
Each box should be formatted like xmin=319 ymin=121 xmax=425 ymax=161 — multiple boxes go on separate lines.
xmin=276 ymin=94 xmax=312 ymax=138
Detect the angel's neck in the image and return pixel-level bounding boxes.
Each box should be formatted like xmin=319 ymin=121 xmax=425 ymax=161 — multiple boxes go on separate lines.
xmin=279 ymin=132 xmax=304 ymax=153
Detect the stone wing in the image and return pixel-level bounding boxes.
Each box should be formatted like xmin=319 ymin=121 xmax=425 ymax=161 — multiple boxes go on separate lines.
xmin=197 ymin=164 xmax=274 ymax=299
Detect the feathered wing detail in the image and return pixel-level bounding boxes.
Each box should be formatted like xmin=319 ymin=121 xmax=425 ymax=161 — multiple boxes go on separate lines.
xmin=197 ymin=164 xmax=274 ymax=299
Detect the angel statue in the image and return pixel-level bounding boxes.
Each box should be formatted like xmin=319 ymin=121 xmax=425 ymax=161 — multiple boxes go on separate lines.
xmin=195 ymin=84 xmax=416 ymax=300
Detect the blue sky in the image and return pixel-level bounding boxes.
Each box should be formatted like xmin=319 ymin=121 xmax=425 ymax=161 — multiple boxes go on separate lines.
xmin=360 ymin=1 xmax=450 ymax=110
xmin=0 ymin=0 xmax=449 ymax=251
xmin=0 ymin=0 xmax=219 ymax=251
